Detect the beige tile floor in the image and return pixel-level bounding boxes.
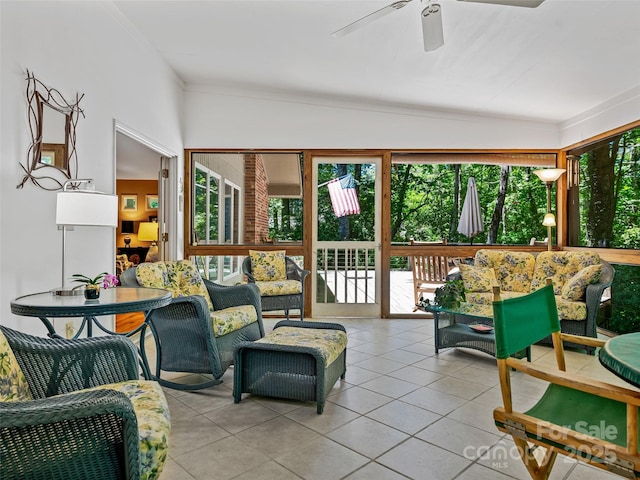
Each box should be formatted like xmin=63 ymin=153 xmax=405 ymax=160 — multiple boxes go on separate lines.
xmin=149 ymin=317 xmax=632 ymax=480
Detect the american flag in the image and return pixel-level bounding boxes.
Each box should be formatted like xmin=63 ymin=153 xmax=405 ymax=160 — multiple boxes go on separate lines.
xmin=327 ymin=174 xmax=360 ymax=217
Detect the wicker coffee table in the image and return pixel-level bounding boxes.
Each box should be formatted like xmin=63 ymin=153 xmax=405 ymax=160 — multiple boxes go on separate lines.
xmin=424 ymin=304 xmax=531 ymax=361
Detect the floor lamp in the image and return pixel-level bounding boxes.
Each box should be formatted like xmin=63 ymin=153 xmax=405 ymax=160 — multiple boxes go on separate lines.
xmin=533 ymin=168 xmax=566 ymax=251
xmin=54 ymin=179 xmax=118 ymax=295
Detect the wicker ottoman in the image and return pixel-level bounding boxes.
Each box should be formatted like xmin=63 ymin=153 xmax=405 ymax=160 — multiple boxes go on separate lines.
xmin=233 ymin=320 xmax=347 ymax=414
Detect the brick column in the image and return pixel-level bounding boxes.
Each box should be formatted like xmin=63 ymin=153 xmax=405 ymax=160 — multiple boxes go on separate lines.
xmin=244 ymin=153 xmax=270 ymax=243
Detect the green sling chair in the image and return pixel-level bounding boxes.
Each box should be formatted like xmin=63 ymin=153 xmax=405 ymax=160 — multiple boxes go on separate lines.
xmin=492 ymin=282 xmax=640 ymax=480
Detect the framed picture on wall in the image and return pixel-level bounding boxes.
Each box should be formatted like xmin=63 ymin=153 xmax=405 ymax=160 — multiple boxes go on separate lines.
xmin=121 ymin=194 xmax=137 ymax=211
xmin=146 ymin=194 xmax=158 ymax=211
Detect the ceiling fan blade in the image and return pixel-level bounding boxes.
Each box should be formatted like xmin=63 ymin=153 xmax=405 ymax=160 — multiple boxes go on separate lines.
xmin=422 ymin=3 xmax=444 ymax=52
xmin=332 ymin=0 xmax=414 ymax=38
xmin=457 ymin=0 xmax=544 ymax=7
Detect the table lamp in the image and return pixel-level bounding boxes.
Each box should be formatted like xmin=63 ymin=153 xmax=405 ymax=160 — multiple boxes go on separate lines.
xmin=138 ymin=222 xmax=159 ymax=262
xmin=533 ymin=168 xmax=566 ymax=251
xmin=121 ymin=220 xmax=134 ymax=247
xmin=54 ymin=179 xmax=118 ymax=295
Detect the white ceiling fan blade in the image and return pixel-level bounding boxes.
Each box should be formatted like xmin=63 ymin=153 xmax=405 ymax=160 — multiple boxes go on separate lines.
xmin=457 ymin=0 xmax=544 ymax=7
xmin=422 ymin=3 xmax=444 ymax=52
xmin=332 ymin=0 xmax=414 ymax=38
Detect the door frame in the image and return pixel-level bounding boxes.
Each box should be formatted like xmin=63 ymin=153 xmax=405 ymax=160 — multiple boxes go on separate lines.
xmin=303 ymin=151 xmax=391 ymax=318
xmin=114 ymin=121 xmax=179 ymax=261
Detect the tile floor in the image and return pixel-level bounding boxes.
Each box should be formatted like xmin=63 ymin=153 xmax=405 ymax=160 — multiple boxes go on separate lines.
xmin=151 ymin=317 xmax=632 ymax=480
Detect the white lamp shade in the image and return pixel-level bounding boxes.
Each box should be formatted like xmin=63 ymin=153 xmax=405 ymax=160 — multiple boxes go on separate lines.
xmin=534 ymin=168 xmax=566 ymax=183
xmin=138 ymin=222 xmax=158 ymax=242
xmin=56 ymin=191 xmax=118 ymax=227
xmin=542 ymin=213 xmax=556 ymax=227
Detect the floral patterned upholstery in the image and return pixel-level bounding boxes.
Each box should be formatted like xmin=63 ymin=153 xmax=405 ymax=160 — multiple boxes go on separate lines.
xmin=72 ymin=380 xmax=170 ymax=480
xmin=211 ymin=305 xmax=258 ymax=337
xmin=462 ymin=293 xmax=587 ymax=321
xmin=0 ymin=330 xmax=32 ymax=402
xmin=255 ymin=279 xmax=303 ymax=296
xmin=256 ymin=326 xmax=348 ymax=366
xmin=561 ymin=264 xmax=603 ymax=301
xmin=459 ymin=264 xmax=499 ymax=293
xmin=530 ymin=251 xmax=601 ymax=295
xmin=463 ymin=250 xmax=604 ymax=322
xmin=249 ymin=250 xmax=287 ymax=281
xmin=475 ymin=250 xmax=535 ymax=293
xmin=136 ymin=260 xmax=258 ymax=338
xmin=136 ymin=260 xmax=214 ymax=311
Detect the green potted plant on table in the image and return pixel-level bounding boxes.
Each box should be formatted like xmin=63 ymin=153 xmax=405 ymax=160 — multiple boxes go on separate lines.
xmin=417 ymin=279 xmax=466 ymax=311
xmin=72 ymin=272 xmax=119 ymax=299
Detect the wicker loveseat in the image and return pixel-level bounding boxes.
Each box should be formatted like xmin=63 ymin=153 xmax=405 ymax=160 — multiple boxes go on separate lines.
xmin=0 ymin=326 xmax=170 ymax=480
xmin=451 ymin=250 xmax=614 ymax=353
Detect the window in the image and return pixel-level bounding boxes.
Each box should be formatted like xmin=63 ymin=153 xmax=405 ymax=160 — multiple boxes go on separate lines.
xmin=567 ymin=126 xmax=640 ymax=248
xmin=193 ymin=164 xmax=220 ymax=245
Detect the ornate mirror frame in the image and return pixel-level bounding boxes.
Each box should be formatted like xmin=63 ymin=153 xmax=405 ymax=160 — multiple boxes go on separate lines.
xmin=18 ymin=70 xmax=85 ymax=190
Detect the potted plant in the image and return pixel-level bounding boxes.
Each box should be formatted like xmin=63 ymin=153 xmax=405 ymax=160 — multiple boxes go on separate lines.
xmin=72 ymin=272 xmax=119 ymax=299
xmin=417 ymin=279 xmax=466 ymax=310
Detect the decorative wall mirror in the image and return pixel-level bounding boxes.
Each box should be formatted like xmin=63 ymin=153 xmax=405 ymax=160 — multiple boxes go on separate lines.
xmin=18 ymin=70 xmax=84 ymax=190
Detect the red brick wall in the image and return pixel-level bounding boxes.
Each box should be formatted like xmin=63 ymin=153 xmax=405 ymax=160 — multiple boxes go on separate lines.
xmin=244 ymin=153 xmax=270 ymax=243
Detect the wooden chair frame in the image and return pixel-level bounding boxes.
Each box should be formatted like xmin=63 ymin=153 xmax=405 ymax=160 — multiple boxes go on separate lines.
xmin=493 ymin=283 xmax=640 ymax=479
xmin=410 ymin=239 xmax=450 ymax=311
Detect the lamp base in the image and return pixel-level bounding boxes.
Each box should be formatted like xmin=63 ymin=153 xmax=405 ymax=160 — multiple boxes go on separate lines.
xmin=51 ymin=287 xmax=84 ymax=296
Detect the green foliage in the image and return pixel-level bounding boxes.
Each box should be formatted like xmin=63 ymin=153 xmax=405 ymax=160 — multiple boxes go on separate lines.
xmin=431 ymin=279 xmax=466 ymax=309
xmin=578 ymin=127 xmax=640 ymax=248
xmin=390 ymin=163 xmax=549 ymax=245
xmin=604 ymin=264 xmax=640 ymax=334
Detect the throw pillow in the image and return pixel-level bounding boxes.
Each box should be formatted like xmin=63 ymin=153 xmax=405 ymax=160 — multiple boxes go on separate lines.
xmin=0 ymin=330 xmax=33 ymax=402
xmin=249 ymin=250 xmax=287 ymax=282
xmin=561 ymin=264 xmax=603 ymax=301
xmin=460 ymin=264 xmax=499 ymax=292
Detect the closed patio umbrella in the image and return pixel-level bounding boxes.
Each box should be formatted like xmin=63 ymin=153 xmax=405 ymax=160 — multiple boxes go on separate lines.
xmin=457 ymin=177 xmax=483 ymax=244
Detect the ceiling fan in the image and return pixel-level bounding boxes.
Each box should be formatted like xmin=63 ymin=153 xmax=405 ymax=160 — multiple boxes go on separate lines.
xmin=332 ymin=0 xmax=545 ymax=52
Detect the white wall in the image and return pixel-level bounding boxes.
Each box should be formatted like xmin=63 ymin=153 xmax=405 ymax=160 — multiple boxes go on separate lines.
xmin=183 ymin=86 xmax=562 ymax=149
xmin=560 ymin=86 xmax=640 ymax=147
xmin=1 ymin=1 xmax=184 ymax=333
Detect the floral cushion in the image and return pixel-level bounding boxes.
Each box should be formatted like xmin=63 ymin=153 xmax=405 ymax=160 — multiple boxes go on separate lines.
xmin=458 ymin=296 xmax=586 ymax=321
xmin=459 ymin=264 xmax=499 ymax=293
xmin=555 ymin=297 xmax=587 ymax=320
xmin=137 ymin=260 xmax=214 ymax=312
xmin=80 ymin=380 xmax=170 ymax=480
xmin=531 ymin=251 xmax=601 ymax=294
xmin=474 ymin=250 xmax=535 ymax=293
xmin=257 ymin=326 xmax=347 ymax=366
xmin=210 ymin=305 xmax=258 ymax=337
xmin=249 ymin=250 xmax=287 ymax=282
xmin=561 ymin=264 xmax=603 ymax=301
xmin=465 ymin=290 xmax=526 ymax=306
xmin=0 ymin=330 xmax=32 ymax=402
xmin=255 ymin=279 xmax=302 ymax=296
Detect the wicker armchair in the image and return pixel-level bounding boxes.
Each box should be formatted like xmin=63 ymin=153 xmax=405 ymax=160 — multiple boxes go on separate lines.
xmin=0 ymin=326 xmax=170 ymax=480
xmin=120 ymin=261 xmax=264 ymax=390
xmin=242 ymin=254 xmax=310 ymax=320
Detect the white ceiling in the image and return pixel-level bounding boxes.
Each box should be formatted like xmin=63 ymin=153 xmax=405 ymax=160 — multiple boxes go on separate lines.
xmin=113 ymin=0 xmax=640 ymax=124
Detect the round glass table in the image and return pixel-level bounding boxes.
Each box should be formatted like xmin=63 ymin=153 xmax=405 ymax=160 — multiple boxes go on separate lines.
xmin=11 ymin=287 xmax=172 ymax=339
xmin=599 ymin=332 xmax=640 ymax=389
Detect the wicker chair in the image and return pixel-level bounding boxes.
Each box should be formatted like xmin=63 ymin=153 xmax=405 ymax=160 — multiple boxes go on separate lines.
xmin=242 ymin=254 xmax=310 ymax=320
xmin=120 ymin=262 xmax=265 ymax=390
xmin=0 ymin=325 xmax=170 ymax=480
